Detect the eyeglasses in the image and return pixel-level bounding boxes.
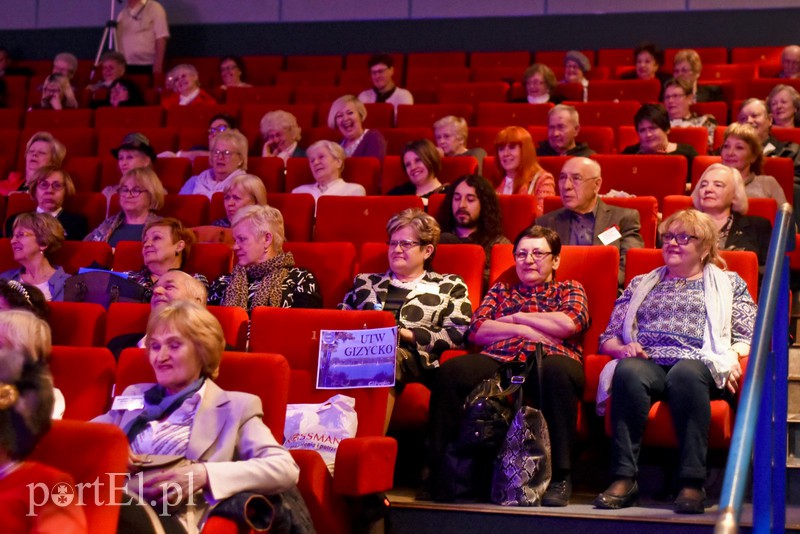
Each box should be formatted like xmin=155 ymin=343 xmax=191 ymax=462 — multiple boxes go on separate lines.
xmin=387 ymin=240 xmax=422 ymax=251
xmin=370 ymin=67 xmax=390 ymax=76
xmin=208 ymin=125 xmax=229 ymax=135
xmin=558 ymin=175 xmax=599 ymax=186
xmin=11 ymin=231 xmax=36 ymax=240
xmin=37 ymin=181 xmax=64 ymax=191
xmin=661 ymin=232 xmax=698 ymax=245
xmin=515 ymin=250 xmax=552 ymax=262
xmin=119 ymin=187 xmax=146 ymax=197
xmin=213 ymin=149 xmax=239 ymax=158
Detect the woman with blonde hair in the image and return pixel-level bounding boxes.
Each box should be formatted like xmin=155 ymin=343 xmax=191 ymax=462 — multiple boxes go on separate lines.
xmin=494 ymin=126 xmax=555 ymax=215
xmin=180 ymin=129 xmax=248 ymax=199
xmin=208 ymin=205 xmax=322 ymax=313
xmin=293 ymin=140 xmax=365 ymax=204
xmin=433 ymin=115 xmax=487 ymax=171
xmin=1 ymin=131 xmax=66 ymax=196
xmin=33 ymin=73 xmax=78 ymax=110
xmin=260 ymin=110 xmax=305 ymax=161
xmin=672 ymin=49 xmax=723 ymax=103
xmin=720 ymin=123 xmax=787 ymax=205
xmin=84 ymin=167 xmax=165 ymax=246
xmin=767 ymin=84 xmax=800 ymax=128
xmin=328 ymin=94 xmax=386 ymax=160
xmin=1 ymin=213 xmax=69 ymax=302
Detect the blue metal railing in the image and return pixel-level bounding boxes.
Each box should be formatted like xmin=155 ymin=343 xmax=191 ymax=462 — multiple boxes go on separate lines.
xmin=716 ymin=203 xmax=794 ymax=533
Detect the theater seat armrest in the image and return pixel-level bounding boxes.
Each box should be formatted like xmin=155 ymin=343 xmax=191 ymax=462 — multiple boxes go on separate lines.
xmin=583 ymin=353 xmax=613 ymax=403
xmin=440 ymin=349 xmax=468 ymax=364
xmin=333 ymin=437 xmax=398 ymax=496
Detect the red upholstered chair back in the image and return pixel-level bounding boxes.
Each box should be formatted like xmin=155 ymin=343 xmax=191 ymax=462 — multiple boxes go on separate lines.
xmin=489 ymin=244 xmax=619 ymax=357
xmin=249 ymin=307 xmax=396 ymax=437
xmin=269 ymin=193 xmax=316 ymax=242
xmin=284 ymin=242 xmax=357 ymax=308
xmin=357 ymin=242 xmax=486 ymax=309
xmin=48 ymin=302 xmax=106 ymax=347
xmin=591 ymin=154 xmax=687 ymax=209
xmin=50 ymin=346 xmax=116 ymax=419
xmin=313 ymin=196 xmax=424 ymax=244
xmin=116 ymin=349 xmax=290 ymax=437
xmin=112 ymin=241 xmax=233 ymax=283
xmin=624 ymin=248 xmax=759 ymax=302
xmin=29 ymin=420 xmax=129 ymax=533
xmin=285 ymin=157 xmax=381 ymax=195
xmin=474 ymin=102 xmax=552 ymax=127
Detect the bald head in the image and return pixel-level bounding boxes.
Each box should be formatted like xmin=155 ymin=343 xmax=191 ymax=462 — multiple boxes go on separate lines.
xmin=151 ymin=271 xmax=207 ymax=312
xmin=782 ymin=45 xmax=800 ymax=78
xmin=558 ymin=157 xmax=602 ymax=214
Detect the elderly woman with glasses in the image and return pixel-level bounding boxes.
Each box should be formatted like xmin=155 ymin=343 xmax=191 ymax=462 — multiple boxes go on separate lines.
xmin=339 ymin=208 xmax=472 ymax=429
xmin=4 ymin=165 xmax=87 ymax=241
xmin=427 ymin=225 xmax=589 ymax=506
xmin=594 ymin=209 xmax=755 ymax=514
xmin=180 ymin=129 xmax=248 ymax=199
xmin=663 ymin=78 xmax=717 ymax=153
xmin=1 ymin=213 xmax=70 ymax=302
xmin=1 ymin=132 xmax=66 ymax=196
xmin=85 ymin=167 xmax=165 ymax=247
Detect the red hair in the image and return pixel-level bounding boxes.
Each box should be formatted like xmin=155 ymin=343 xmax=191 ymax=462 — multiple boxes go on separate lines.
xmin=493 ymin=126 xmax=543 ymax=192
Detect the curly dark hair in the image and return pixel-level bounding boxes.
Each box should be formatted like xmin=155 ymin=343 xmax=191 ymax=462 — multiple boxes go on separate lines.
xmin=436 ymin=174 xmax=505 ymax=249
xmin=0 ymin=280 xmax=48 ymax=319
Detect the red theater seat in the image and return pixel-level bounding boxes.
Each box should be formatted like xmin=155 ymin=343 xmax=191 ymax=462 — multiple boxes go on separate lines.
xmin=285 ymin=156 xmax=381 ymax=195
xmin=313 ymin=196 xmax=424 ymax=245
xmin=284 ymin=242 xmax=356 ymax=309
xmin=48 ymin=301 xmax=106 ymax=346
xmin=396 ymin=103 xmax=474 ymax=128
xmin=50 ymin=345 xmax=115 ymax=419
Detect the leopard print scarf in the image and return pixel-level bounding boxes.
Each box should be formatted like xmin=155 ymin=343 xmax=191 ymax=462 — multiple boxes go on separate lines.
xmin=222 ymin=252 xmax=295 ymax=311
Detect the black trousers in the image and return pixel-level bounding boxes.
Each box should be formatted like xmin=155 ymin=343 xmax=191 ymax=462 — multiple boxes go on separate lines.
xmin=428 ymin=352 xmax=585 ymax=474
xmin=610 ymin=358 xmax=729 ymax=481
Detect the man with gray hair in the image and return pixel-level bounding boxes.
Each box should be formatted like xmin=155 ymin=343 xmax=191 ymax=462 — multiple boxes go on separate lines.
xmin=537 ymin=104 xmax=596 ymax=157
xmin=52 ymin=52 xmax=78 ymax=80
xmin=780 ymin=45 xmax=800 ymax=79
xmin=536 ymin=157 xmax=643 ymax=286
xmin=107 ymin=270 xmax=208 ymax=359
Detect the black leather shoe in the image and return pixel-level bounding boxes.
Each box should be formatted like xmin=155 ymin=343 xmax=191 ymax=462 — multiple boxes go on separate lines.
xmin=542 ymin=478 xmax=572 ymax=507
xmin=673 ymin=487 xmax=705 ymax=514
xmin=594 ymin=480 xmax=639 ymax=509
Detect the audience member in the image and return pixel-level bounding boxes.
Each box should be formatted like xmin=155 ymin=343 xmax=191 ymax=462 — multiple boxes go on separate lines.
xmin=388 ymin=139 xmax=447 ymax=203
xmin=105 ymin=77 xmax=146 ymax=107
xmin=0 ymin=342 xmax=87 ymax=531
xmin=125 ymin=218 xmax=208 ymax=291
xmin=433 ymin=115 xmax=487 ymax=171
xmin=218 ymin=55 xmax=251 ymax=90
xmin=4 ymin=166 xmax=88 ymax=241
xmin=690 ymin=163 xmax=771 ymax=265
xmin=1 ymin=213 xmax=69 ymax=302
xmin=779 ymin=45 xmax=800 ymax=79
xmin=0 ymin=280 xmax=48 ymax=319
xmin=537 ymin=104 xmax=596 ymax=157
xmin=664 ymin=78 xmax=717 ymax=152
xmin=357 ymin=54 xmax=413 ymax=113
xmin=767 ymin=84 xmax=800 ymax=128
xmin=621 ymin=42 xmax=670 ymax=84
xmin=31 ymin=73 xmax=77 ymax=110
xmin=208 ymin=205 xmax=322 ymax=312
xmin=85 ymin=50 xmax=127 ymax=107
xmin=428 ymin=225 xmax=589 ymax=506
xmin=292 ymin=140 xmax=366 ymax=203
xmin=106 ymin=270 xmax=207 ymax=359
xmin=113 ymin=132 xmax=157 ymax=177
xmin=163 ymin=114 xmax=237 ymax=162
xmin=622 ymin=103 xmax=697 ymax=180
xmin=180 ymin=129 xmax=248 ymax=199
xmin=0 ymin=47 xmax=32 ymax=77
xmin=161 ymin=64 xmax=216 ymax=109
xmin=85 ymin=167 xmax=164 ymax=247
xmin=261 ymin=110 xmax=306 ymax=161
xmin=1 ymin=132 xmax=66 ymax=195
xmin=339 ymin=208 xmax=472 ymax=428
xmin=672 ymin=49 xmax=723 ymax=103
xmin=720 ymin=123 xmax=787 ymax=205
xmin=494 ymin=126 xmax=555 ymax=216
xmin=51 ymin=52 xmax=78 ymax=81
xmin=514 ymin=63 xmax=560 ymax=104
xmin=94 ymin=300 xmax=302 ymax=532
xmin=595 ymin=209 xmax=755 ymax=513
xmin=212 ymin=173 xmax=268 ymax=228
xmin=117 ymin=0 xmax=169 ymax=74
xmin=437 ymin=174 xmax=511 ymax=287
xmin=563 ymin=50 xmax=591 ymax=102
xmin=329 ymin=94 xmax=387 ymax=160
xmin=536 ymin=157 xmax=644 ymax=285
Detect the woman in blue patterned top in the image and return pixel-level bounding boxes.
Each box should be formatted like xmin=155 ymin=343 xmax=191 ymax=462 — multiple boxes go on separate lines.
xmin=594 ymin=209 xmax=756 ymax=514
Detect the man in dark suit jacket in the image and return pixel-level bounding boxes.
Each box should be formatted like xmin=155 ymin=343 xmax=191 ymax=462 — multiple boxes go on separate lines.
xmin=536 ymin=157 xmax=644 ymax=286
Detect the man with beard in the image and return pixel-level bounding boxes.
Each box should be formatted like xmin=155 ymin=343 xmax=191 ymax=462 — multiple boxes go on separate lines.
xmin=436 ymin=174 xmax=510 ymax=289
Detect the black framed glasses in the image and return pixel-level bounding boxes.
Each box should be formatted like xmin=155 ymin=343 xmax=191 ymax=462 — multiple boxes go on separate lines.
xmin=661 ymin=232 xmax=698 ymax=245
xmin=119 ymin=187 xmax=146 ymax=197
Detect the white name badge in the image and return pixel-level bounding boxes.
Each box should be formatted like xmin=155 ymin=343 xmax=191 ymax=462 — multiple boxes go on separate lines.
xmin=417 ymin=282 xmax=440 ymax=294
xmin=598 ymin=225 xmax=622 ymax=246
xmin=112 ymin=395 xmax=145 ymax=411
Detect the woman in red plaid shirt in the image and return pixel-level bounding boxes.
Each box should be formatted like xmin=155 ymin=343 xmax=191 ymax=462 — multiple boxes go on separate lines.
xmin=427 ymin=225 xmax=589 ymax=506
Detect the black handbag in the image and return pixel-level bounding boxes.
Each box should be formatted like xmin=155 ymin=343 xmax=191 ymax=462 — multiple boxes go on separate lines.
xmin=64 ymin=271 xmax=150 ymax=308
xmin=490 ymin=344 xmax=552 ymax=506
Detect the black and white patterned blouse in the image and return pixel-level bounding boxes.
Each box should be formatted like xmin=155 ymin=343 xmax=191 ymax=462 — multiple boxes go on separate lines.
xmin=207 ymin=267 xmax=322 ymax=312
